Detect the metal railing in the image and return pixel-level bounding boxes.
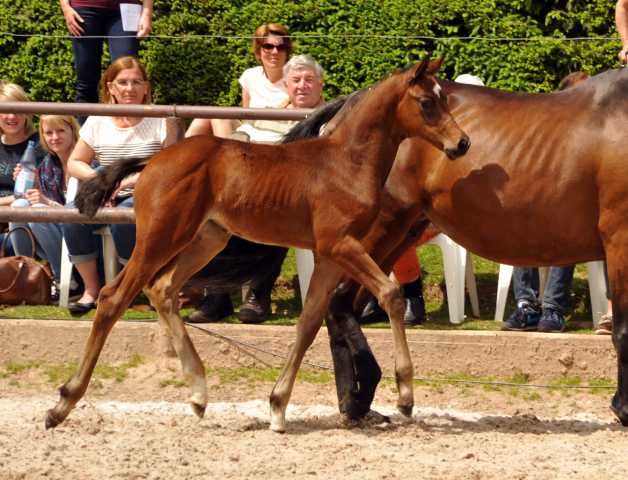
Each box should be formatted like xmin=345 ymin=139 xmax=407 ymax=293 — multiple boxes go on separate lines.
xmin=0 ymin=101 xmax=316 ymax=225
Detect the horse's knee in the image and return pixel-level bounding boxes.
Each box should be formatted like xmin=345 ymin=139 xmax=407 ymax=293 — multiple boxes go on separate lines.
xmin=378 ymin=284 xmax=404 ymax=315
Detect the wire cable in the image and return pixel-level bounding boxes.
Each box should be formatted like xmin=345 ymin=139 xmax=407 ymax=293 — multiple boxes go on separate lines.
xmin=184 ymin=322 xmax=618 ymax=389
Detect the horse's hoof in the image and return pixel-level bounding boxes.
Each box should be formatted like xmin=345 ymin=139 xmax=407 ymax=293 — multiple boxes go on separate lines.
xmin=269 ymin=423 xmax=286 ymax=434
xmin=364 ymin=410 xmax=391 ymax=425
xmin=397 ymin=404 xmax=413 ymax=417
xmin=45 ymin=410 xmax=60 ymax=430
xmin=191 ymin=402 xmax=206 ymax=419
xmin=339 ymin=393 xmax=370 ymax=421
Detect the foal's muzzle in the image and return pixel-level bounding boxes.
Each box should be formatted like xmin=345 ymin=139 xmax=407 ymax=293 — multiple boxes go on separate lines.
xmin=445 ymin=135 xmax=471 ymax=160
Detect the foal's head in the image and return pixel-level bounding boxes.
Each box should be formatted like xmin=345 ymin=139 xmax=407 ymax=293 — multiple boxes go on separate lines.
xmin=397 ymin=56 xmax=470 ymax=160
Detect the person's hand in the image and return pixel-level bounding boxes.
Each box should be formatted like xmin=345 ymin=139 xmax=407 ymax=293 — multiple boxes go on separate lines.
xmin=12 ymin=163 xmax=22 ymax=181
xmin=62 ymin=5 xmax=85 ymax=37
xmin=137 ymin=11 xmax=153 ymax=38
xmin=23 ymin=189 xmax=47 ymax=206
xmin=104 ymin=175 xmax=137 ymax=206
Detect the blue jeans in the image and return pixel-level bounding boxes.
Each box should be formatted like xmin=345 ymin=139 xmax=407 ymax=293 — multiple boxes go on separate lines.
xmin=62 ymin=196 xmax=136 ymax=265
xmin=513 ymin=266 xmax=576 ymax=313
xmin=0 ymin=232 xmax=15 ymax=257
xmin=70 ymin=7 xmax=139 ymax=124
xmin=9 ymin=199 xmax=66 ymax=284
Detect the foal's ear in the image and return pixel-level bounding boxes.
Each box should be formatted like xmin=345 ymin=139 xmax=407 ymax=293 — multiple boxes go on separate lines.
xmin=427 ymin=55 xmax=445 ymax=75
xmin=407 ymin=54 xmax=431 ymax=85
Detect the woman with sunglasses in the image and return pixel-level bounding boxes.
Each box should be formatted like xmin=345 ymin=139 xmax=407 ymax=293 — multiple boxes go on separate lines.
xmin=186 ymin=23 xmax=295 ymax=137
xmin=62 ymin=56 xmax=166 ymax=313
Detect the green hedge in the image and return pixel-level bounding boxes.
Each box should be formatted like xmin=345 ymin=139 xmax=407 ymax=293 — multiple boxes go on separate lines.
xmin=0 ymin=0 xmax=621 ymax=107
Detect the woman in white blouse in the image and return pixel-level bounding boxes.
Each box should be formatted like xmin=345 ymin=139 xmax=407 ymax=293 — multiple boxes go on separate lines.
xmin=63 ymin=56 xmax=166 ymax=313
xmin=186 ymin=23 xmax=295 ymax=138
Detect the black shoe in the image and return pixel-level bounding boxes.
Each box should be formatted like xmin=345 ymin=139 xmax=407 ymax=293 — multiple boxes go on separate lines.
xmin=238 ymin=288 xmax=272 ymax=324
xmin=360 ymin=298 xmax=389 ymax=324
xmin=68 ymin=302 xmax=96 ymax=313
xmin=189 ymin=293 xmax=234 ymax=323
xmin=403 ymin=295 xmax=425 ymax=326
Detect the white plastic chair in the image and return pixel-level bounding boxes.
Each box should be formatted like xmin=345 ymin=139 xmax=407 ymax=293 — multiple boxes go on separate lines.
xmin=423 ymin=233 xmax=480 ymax=324
xmin=494 ymin=262 xmax=607 ymax=327
xmin=58 ymin=177 xmax=120 ymax=307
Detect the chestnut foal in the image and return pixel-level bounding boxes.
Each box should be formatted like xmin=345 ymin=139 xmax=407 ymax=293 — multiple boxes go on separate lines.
xmin=45 ymin=56 xmax=469 ymax=433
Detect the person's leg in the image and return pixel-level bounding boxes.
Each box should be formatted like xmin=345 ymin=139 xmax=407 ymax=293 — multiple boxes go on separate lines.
xmin=109 ymin=196 xmax=136 ymax=264
xmin=70 ymin=7 xmax=106 ymax=125
xmin=28 ymin=206 xmax=65 ymax=284
xmin=502 ymin=267 xmax=542 ymax=331
xmin=8 ymin=198 xmax=41 ymax=257
xmin=538 ymin=265 xmax=576 ymax=333
xmin=62 ymin=201 xmax=103 ymax=307
xmin=104 ymin=9 xmax=139 ymax=61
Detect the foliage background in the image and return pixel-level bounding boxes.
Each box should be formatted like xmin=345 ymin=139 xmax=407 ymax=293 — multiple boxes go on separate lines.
xmin=0 ymin=0 xmax=621 ymax=106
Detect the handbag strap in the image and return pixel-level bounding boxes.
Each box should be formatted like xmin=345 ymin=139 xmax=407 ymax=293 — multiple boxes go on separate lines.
xmin=0 ymin=260 xmax=25 ymax=293
xmin=0 ymin=226 xmax=37 ymax=259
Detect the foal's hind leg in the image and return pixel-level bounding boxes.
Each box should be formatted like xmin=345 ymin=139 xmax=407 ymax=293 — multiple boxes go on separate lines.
xmin=143 ymin=221 xmax=231 ymax=418
xmin=45 ymin=249 xmax=169 ymax=428
xmin=269 ymin=255 xmax=342 ymax=433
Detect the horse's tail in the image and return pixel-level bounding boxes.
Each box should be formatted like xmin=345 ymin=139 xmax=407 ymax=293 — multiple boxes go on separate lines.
xmin=75 ymin=157 xmax=151 ymax=217
xmin=186 ymin=237 xmax=289 ymax=295
xmin=281 ymin=95 xmax=350 ymax=144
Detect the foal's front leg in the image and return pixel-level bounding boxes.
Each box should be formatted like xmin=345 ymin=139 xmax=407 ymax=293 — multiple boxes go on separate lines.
xmin=321 ymin=236 xmax=414 ymax=417
xmin=269 ymin=256 xmax=342 ymax=433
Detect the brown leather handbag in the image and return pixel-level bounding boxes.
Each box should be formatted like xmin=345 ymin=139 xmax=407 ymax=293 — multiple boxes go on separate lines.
xmin=0 ymin=226 xmax=54 ymax=305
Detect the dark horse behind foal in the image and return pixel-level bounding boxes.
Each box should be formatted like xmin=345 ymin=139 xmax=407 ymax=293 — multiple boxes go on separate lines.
xmin=46 ymin=56 xmax=469 ymax=433
xmin=317 ymin=67 xmax=628 ymax=426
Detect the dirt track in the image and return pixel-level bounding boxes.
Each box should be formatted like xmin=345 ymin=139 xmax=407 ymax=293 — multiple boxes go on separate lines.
xmin=1 ymin=356 xmax=627 ymax=479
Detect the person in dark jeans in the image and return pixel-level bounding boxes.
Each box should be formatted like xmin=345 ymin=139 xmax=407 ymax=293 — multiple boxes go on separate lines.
xmin=60 ymin=0 xmax=154 ymax=124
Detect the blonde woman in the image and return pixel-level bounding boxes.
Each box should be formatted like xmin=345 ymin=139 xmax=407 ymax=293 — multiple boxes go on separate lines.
xmin=10 ymin=115 xmax=93 ymax=301
xmin=0 ymin=81 xmax=47 ymax=255
xmin=63 ymin=56 xmax=166 ymax=312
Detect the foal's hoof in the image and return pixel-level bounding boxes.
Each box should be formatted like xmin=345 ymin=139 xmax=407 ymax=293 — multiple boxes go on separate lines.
xmin=191 ymin=402 xmax=206 ymax=419
xmin=364 ymin=410 xmax=391 ymax=425
xmin=339 ymin=393 xmax=370 ymax=421
xmin=397 ymin=404 xmax=414 ymax=417
xmin=45 ymin=410 xmax=61 ymax=430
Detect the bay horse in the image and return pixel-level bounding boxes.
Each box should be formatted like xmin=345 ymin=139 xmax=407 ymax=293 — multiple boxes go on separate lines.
xmin=310 ymin=67 xmax=628 ymax=426
xmin=44 ymin=56 xmax=470 ymax=433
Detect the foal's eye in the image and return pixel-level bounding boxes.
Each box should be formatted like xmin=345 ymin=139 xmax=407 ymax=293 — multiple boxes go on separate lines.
xmin=420 ymin=100 xmax=433 ymax=109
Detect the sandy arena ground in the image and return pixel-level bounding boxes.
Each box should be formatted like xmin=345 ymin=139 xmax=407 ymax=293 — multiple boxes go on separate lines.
xmin=1 ymin=356 xmax=627 ymax=479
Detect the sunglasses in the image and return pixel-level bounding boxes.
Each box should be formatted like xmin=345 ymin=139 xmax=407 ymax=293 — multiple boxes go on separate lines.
xmin=261 ymin=43 xmax=288 ymax=53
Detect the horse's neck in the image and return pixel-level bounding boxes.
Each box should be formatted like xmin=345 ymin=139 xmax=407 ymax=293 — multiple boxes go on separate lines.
xmin=331 ymin=81 xmax=404 ymax=176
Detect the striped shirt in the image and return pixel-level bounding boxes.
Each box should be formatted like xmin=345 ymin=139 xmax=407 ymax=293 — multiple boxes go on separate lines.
xmin=80 ymin=116 xmax=167 ymax=197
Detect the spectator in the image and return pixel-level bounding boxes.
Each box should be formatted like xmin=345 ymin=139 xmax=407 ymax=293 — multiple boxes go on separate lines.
xmin=617 ymin=0 xmax=628 ymax=63
xmin=596 ymin=261 xmax=613 ymax=334
xmin=61 ymin=0 xmax=154 ymax=125
xmin=188 ymin=54 xmax=325 ymax=324
xmin=62 ymin=56 xmax=166 ymax=313
xmin=186 ymin=23 xmax=294 ymax=138
xmin=500 ymin=71 xmax=590 ymax=333
xmin=361 ymin=74 xmax=485 ymax=327
xmin=0 ymin=82 xmax=47 ymax=254
xmin=9 ymin=115 xmax=94 ymax=303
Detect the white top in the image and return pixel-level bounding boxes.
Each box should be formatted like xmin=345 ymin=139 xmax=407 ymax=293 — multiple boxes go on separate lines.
xmin=239 ymin=66 xmax=289 ymax=108
xmin=80 ymin=116 xmax=167 ymax=197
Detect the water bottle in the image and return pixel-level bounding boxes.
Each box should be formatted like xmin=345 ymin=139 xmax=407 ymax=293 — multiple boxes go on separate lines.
xmin=13 ymin=141 xmax=36 ymax=199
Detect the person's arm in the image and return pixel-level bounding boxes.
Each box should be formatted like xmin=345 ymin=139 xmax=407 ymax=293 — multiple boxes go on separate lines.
xmin=185 ymin=119 xmax=213 ymax=137
xmin=617 ymin=0 xmax=628 ymax=62
xmin=0 ymin=195 xmax=14 ymax=206
xmin=67 ymin=139 xmax=98 ymax=181
xmin=60 ymin=0 xmax=84 ymax=37
xmin=138 ymin=0 xmax=154 ymax=37
xmin=242 ymin=89 xmax=251 ymax=108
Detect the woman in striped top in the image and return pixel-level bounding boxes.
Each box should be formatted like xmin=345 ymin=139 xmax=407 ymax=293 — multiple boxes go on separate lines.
xmin=63 ymin=56 xmax=166 ymax=312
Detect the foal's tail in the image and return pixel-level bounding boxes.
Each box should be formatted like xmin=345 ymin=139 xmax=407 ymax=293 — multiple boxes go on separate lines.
xmin=75 ymin=157 xmax=150 ymax=217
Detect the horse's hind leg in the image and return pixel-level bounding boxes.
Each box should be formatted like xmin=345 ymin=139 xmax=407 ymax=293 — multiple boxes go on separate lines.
xmin=45 ymin=249 xmax=167 ymax=429
xmin=269 ymin=256 xmax=342 ymax=433
xmin=143 ymin=221 xmax=231 ymax=418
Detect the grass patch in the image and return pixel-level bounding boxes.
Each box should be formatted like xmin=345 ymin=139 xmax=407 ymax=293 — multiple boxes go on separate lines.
xmin=160 ymin=379 xmax=186 ymax=388
xmin=1 ymin=361 xmax=42 ymax=378
xmin=39 ymin=355 xmax=143 ymax=386
xmin=203 ymin=366 xmax=334 ymax=387
xmin=0 ymin=249 xmax=603 ymax=334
